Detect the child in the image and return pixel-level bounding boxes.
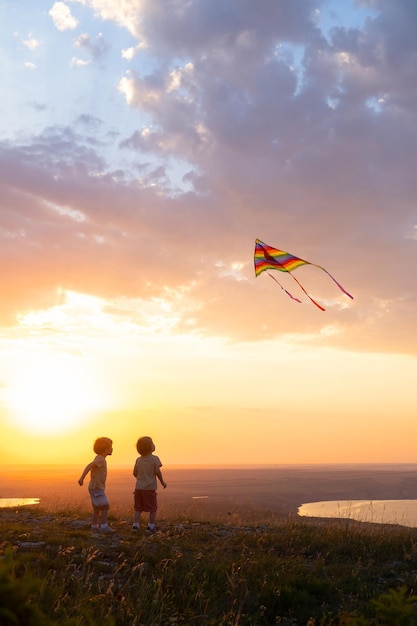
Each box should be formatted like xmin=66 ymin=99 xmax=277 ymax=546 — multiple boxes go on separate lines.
xmin=78 ymin=437 xmax=114 ymax=532
xmin=132 ymin=436 xmax=166 ymax=533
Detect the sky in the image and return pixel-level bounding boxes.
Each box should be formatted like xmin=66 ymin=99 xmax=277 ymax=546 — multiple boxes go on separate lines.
xmin=0 ymin=0 xmax=416 ymax=468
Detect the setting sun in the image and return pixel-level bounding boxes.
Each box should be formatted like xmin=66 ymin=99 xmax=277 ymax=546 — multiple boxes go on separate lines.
xmin=5 ymin=356 xmax=107 ymax=435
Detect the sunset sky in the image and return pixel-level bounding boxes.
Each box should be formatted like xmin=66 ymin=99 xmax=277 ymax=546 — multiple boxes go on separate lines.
xmin=0 ymin=0 xmax=416 ymax=467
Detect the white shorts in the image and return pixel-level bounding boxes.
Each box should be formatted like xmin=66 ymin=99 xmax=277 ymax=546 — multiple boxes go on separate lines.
xmin=89 ymin=489 xmax=109 ymax=509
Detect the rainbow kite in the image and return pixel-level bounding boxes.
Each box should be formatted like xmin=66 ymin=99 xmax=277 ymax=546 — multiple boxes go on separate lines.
xmin=254 ymin=239 xmax=353 ymax=311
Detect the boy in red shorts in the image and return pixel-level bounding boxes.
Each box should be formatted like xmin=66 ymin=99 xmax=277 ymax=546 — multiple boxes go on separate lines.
xmin=132 ymin=436 xmax=166 ymax=533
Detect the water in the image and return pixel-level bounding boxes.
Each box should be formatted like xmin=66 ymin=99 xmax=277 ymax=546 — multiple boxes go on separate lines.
xmin=3 ymin=464 xmax=417 ymax=522
xmin=0 ymin=497 xmax=40 ymax=508
xmin=298 ymin=500 xmax=417 ymax=528
xmin=4 ymin=494 xmax=417 ymax=527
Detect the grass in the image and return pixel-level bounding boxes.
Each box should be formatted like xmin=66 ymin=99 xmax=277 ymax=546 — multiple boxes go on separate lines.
xmin=2 ymin=505 xmax=417 ymax=625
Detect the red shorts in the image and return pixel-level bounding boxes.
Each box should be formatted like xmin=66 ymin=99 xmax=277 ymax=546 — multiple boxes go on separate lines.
xmin=134 ymin=489 xmax=157 ymax=513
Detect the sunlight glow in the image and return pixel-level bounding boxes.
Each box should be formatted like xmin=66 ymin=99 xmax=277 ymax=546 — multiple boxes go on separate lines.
xmin=5 ymin=357 xmax=106 ymax=435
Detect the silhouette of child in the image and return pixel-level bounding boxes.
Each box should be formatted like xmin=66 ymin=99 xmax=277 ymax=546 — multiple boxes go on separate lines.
xmin=132 ymin=436 xmax=166 ymax=533
xmin=78 ymin=437 xmax=114 ymax=532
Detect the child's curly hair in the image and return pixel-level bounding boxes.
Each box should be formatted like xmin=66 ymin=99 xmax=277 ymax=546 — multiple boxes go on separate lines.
xmin=93 ymin=437 xmax=113 ymax=455
xmin=136 ymin=436 xmax=154 ymax=456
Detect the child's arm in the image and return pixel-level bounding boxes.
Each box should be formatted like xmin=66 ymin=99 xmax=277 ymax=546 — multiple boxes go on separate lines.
xmin=155 ymin=467 xmax=167 ymax=489
xmin=78 ymin=461 xmax=95 ymax=486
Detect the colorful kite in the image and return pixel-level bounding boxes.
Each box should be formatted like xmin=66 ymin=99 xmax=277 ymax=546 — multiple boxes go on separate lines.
xmin=254 ymin=239 xmax=353 ymax=311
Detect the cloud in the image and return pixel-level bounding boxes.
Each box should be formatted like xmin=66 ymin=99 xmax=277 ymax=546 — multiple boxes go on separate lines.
xmin=29 ymin=102 xmax=48 ymax=112
xmin=1 ymin=0 xmax=417 ymax=355
xmin=70 ymin=57 xmax=91 ymax=67
xmin=74 ymin=32 xmax=111 ymax=65
xmin=49 ymin=2 xmax=78 ymax=31
xmin=121 ymin=43 xmax=144 ymax=60
xmin=23 ymin=37 xmax=41 ymax=50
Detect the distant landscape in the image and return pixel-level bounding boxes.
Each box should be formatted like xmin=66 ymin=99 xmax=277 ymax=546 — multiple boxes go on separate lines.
xmin=3 ymin=463 xmax=417 ymax=518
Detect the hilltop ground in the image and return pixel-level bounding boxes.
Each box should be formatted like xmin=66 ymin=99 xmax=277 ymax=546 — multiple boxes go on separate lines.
xmin=2 ymin=477 xmax=417 ymax=624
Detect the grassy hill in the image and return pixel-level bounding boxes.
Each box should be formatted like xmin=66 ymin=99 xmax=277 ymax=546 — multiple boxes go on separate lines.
xmin=2 ymin=506 xmax=417 ymax=625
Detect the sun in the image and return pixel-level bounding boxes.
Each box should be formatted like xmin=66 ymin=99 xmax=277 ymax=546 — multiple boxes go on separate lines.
xmin=5 ymin=356 xmax=106 ymax=435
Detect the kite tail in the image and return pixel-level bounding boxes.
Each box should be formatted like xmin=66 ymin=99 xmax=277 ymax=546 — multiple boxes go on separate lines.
xmin=288 ymin=272 xmax=326 ymax=311
xmin=314 ymin=265 xmax=354 ymax=300
xmin=267 ymin=272 xmax=302 ymax=304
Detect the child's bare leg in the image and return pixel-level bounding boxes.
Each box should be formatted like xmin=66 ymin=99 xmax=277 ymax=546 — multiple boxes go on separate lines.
xmin=149 ymin=511 xmax=157 ymax=525
xmin=92 ymin=507 xmax=100 ymax=526
xmin=134 ymin=511 xmax=141 ymax=524
xmin=100 ymin=506 xmax=109 ymax=525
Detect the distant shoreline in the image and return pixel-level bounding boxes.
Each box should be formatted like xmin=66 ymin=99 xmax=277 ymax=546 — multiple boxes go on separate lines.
xmin=2 ymin=463 xmax=417 ymax=517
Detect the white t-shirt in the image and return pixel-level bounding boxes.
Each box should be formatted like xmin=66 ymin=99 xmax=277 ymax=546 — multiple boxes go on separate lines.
xmin=133 ymin=454 xmax=162 ymax=490
xmin=89 ymin=455 xmax=107 ymax=491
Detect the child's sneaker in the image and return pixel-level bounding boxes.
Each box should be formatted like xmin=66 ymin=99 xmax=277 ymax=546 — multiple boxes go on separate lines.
xmin=100 ymin=525 xmax=116 ymax=533
xmin=132 ymin=525 xmax=139 ymax=531
xmin=146 ymin=526 xmax=157 ymax=535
